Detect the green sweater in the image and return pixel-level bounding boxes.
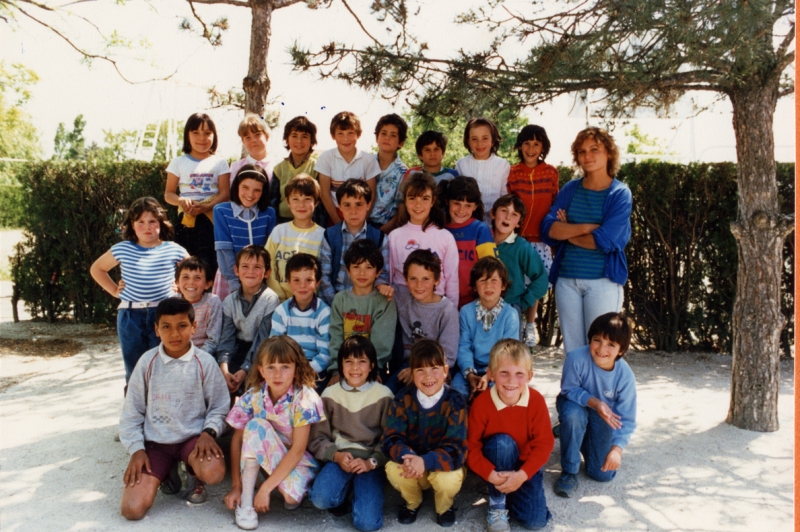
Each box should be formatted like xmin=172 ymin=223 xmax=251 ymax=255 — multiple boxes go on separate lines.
xmin=329 ymin=289 xmax=398 ymax=373
xmin=497 ymin=232 xmax=548 ymax=309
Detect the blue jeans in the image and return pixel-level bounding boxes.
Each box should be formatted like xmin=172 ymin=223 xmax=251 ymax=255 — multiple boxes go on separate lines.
xmin=309 ymin=461 xmax=384 ymax=532
xmin=556 ymin=394 xmax=616 ymax=482
xmin=555 ymin=277 xmax=623 ymax=355
xmin=117 ymin=308 xmax=159 ymax=382
xmin=450 ymin=368 xmax=487 ymax=400
xmin=483 ymin=434 xmax=551 ymax=529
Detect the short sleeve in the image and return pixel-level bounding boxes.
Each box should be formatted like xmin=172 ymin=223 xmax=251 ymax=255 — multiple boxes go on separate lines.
xmin=166 ymin=156 xmax=183 ymax=175
xmin=215 ymin=158 xmax=231 ymax=176
xmin=315 ymin=150 xmax=333 ymax=176
xmin=290 ymin=386 xmax=326 ymax=428
xmin=226 ymin=389 xmax=257 ymax=430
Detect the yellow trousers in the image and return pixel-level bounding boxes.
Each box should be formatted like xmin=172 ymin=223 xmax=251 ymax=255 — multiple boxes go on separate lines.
xmin=385 ymin=462 xmax=465 ymax=514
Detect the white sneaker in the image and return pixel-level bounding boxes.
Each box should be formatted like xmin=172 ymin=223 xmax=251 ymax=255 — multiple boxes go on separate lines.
xmin=524 ymin=324 xmax=538 ymax=347
xmin=235 ymin=505 xmax=258 ymax=530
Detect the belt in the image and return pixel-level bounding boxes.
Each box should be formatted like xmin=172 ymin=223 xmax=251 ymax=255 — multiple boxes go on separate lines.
xmin=118 ymin=301 xmax=160 ymax=310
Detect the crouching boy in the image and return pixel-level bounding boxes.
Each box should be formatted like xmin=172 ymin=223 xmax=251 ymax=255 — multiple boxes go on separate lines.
xmin=554 ymin=312 xmax=636 ymax=498
xmin=467 ymin=339 xmax=553 ymax=531
xmin=118 ymin=297 xmax=230 ymax=520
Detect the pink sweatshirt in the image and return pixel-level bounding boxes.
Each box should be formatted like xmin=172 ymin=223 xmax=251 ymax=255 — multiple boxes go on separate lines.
xmin=388 ymin=223 xmax=460 ymax=305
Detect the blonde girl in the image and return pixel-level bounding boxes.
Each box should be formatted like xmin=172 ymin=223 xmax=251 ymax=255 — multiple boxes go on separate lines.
xmin=387 ymin=172 xmax=460 ymax=306
xmin=224 ymin=336 xmax=325 ymax=530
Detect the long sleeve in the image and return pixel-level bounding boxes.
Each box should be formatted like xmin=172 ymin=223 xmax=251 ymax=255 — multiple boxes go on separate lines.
xmin=591 ymin=184 xmax=632 ymax=253
xmin=441 ymin=235 xmax=460 ymax=307
xmin=215 ymin=307 xmax=237 ymax=366
xmin=518 ymin=241 xmax=548 ymax=308
xmin=438 ymin=301 xmax=460 ymax=368
xmin=118 ymin=356 xmax=150 ymax=455
xmin=319 ymin=237 xmax=336 ymax=305
xmin=213 ymin=204 xmax=239 ymax=288
xmin=376 ymin=235 xmax=391 ymax=287
xmin=420 ymin=393 xmax=468 ymax=473
xmin=611 ymin=370 xmax=637 ymax=449
xmin=328 ymin=295 xmax=345 ymax=373
xmin=501 ymin=302 xmax=521 ymax=341
xmin=265 ymin=235 xmax=288 ymax=300
xmin=311 ymin=306 xmax=332 ymax=374
xmin=370 ymin=298 xmax=397 ymax=371
xmin=203 ymin=296 xmax=224 ymax=356
xmin=243 ymin=308 xmax=275 ymax=373
xmin=381 ymin=397 xmax=415 ymax=464
xmin=457 ymin=306 xmax=477 ymax=374
xmin=539 ymin=179 xmax=578 ymax=248
xmin=307 ymin=397 xmax=337 ymax=461
xmin=202 ymin=357 xmax=233 ymax=436
xmin=519 ymin=391 xmax=555 ymax=479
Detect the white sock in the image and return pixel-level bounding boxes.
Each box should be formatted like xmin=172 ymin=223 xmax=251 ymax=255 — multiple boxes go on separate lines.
xmin=525 ymin=323 xmax=536 ymax=333
xmin=240 ymin=458 xmax=260 ymax=508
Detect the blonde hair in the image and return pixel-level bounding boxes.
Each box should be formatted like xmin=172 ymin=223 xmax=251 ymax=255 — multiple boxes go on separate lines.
xmin=488 ymin=339 xmax=533 ymax=374
xmin=238 ymin=113 xmax=271 ymax=138
xmin=244 ymin=336 xmax=316 ymax=392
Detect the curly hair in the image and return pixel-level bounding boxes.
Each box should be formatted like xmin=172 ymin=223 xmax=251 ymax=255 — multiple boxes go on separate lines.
xmin=571 ymin=127 xmax=621 ymax=177
xmin=244 ymin=336 xmax=317 ymax=393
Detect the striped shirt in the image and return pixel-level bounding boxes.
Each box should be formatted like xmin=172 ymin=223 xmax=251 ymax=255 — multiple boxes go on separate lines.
xmin=270 ymin=295 xmax=331 ymax=374
xmin=111 ymin=241 xmax=187 ymax=303
xmin=265 ymin=221 xmax=325 ymax=301
xmin=559 ymin=184 xmax=610 ymax=279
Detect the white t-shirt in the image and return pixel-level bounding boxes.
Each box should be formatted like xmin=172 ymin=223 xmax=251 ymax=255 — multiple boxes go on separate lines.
xmin=314 ymin=148 xmax=381 ymax=207
xmin=166 ymin=154 xmax=231 ymax=202
xmin=454 ymin=154 xmax=511 ymax=224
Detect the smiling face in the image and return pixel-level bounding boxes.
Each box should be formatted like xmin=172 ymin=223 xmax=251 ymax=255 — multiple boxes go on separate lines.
xmin=489 ymin=358 xmax=532 ymax=406
xmin=155 ymin=313 xmax=196 ymax=358
xmin=577 ymin=138 xmax=610 ymax=178
xmin=333 ymin=127 xmax=360 ymax=155
xmin=377 ymin=124 xmax=403 ymax=155
xmin=521 ymin=139 xmax=544 ymax=167
xmin=405 ymin=188 xmax=435 ymax=226
xmin=287 ymin=129 xmax=312 ymax=160
xmin=342 ymin=354 xmax=373 ymax=389
xmin=259 ymin=360 xmax=296 ymax=402
xmin=419 ymin=142 xmax=444 ymax=172
xmin=491 ymin=203 xmax=522 ymax=239
xmin=405 ymin=263 xmax=440 ymax=304
xmin=413 ymin=363 xmax=449 ymax=397
xmin=448 ymin=199 xmax=477 ymax=225
xmin=475 ymin=271 xmax=505 ymax=310
xmin=347 ymin=260 xmax=378 ymax=295
xmin=234 ymin=255 xmax=269 ymax=293
xmin=288 ymin=267 xmax=319 ymax=309
xmin=177 ymin=268 xmax=211 ymax=303
xmin=339 ymin=194 xmax=370 ymax=232
xmin=237 ymin=178 xmax=264 ymax=209
xmin=287 ymin=192 xmax=316 ymax=222
xmin=589 ymin=334 xmax=621 ymax=371
xmin=468 ymin=125 xmax=493 ymax=160
xmin=188 ymin=123 xmax=214 ymax=159
xmin=241 ymin=129 xmax=268 ymax=160
xmin=132 ymin=211 xmax=162 ymax=247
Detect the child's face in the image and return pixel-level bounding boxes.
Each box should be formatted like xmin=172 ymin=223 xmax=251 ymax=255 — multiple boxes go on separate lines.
xmin=489 ymin=358 xmax=532 ymax=407
xmin=342 ymin=354 xmax=373 ymax=389
xmin=259 ymin=359 xmax=296 ymax=400
xmin=589 ymin=334 xmax=621 ymax=371
xmin=405 ymin=263 xmax=439 ymax=304
xmin=238 ymin=178 xmax=264 ymax=209
xmin=377 ymin=124 xmax=403 ymax=155
xmin=347 ymin=260 xmax=378 ymax=294
xmin=475 ymin=271 xmax=505 ymax=309
xmin=155 ymin=313 xmax=196 ymax=358
xmin=132 ymin=211 xmax=162 ymax=247
xmin=339 ymin=194 xmax=370 ymax=230
xmin=188 ymin=123 xmax=214 ymax=156
xmin=492 ymin=204 xmax=522 ymax=237
xmin=419 ymin=142 xmax=444 ymax=170
xmin=333 ymin=127 xmax=360 ymax=153
xmin=287 ymin=129 xmax=312 ymax=159
xmin=413 ymin=362 xmax=449 ymax=397
xmin=288 ymin=267 xmax=319 ymax=308
xmin=405 ymin=188 xmax=435 ymax=226
xmin=468 ymin=125 xmax=493 ymax=160
xmin=521 ymin=139 xmax=544 ymax=167
xmin=448 ymin=199 xmax=477 ymax=225
xmin=241 ymin=129 xmax=268 ymax=159
xmin=287 ymin=192 xmax=316 ymax=221
xmin=234 ymin=255 xmax=269 ymax=292
xmin=177 ymin=268 xmax=211 ymax=303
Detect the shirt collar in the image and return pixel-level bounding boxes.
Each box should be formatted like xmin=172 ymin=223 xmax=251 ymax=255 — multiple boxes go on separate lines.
xmin=289 ymin=294 xmax=319 ymax=312
xmin=490 ymin=383 xmax=530 ymax=410
xmin=158 ymin=343 xmax=196 ymax=364
xmin=245 ymin=154 xmax=269 ymax=164
xmin=417 ymin=386 xmax=445 ymax=409
xmin=341 ymin=380 xmax=375 ymax=392
xmin=231 ymin=202 xmax=258 ymax=219
xmin=333 ymin=149 xmax=363 ymax=162
xmin=501 ymin=231 xmax=518 ymax=244
xmin=476 ymin=298 xmax=506 ymax=332
xmin=238 ymin=282 xmax=267 ymax=302
xmin=341 ymin=221 xmax=369 ymax=238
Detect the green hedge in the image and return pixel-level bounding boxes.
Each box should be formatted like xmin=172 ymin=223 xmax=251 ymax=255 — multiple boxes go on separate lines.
xmin=0 ymin=184 xmax=25 ymax=228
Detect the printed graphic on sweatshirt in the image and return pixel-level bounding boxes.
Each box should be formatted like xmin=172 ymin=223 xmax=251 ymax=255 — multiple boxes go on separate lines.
xmin=343 ymin=310 xmax=373 ymax=338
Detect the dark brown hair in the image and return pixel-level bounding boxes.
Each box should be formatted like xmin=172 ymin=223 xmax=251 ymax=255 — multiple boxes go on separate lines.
xmin=182 ymin=113 xmax=218 ymax=155
xmin=245 ymin=336 xmax=317 ymax=392
xmin=397 ymin=172 xmax=444 ymax=230
xmin=463 ymin=117 xmax=501 ymax=155
xmin=338 ymin=336 xmax=379 ymax=383
xmin=344 ymin=239 xmax=384 ymax=272
xmin=329 ymin=111 xmax=362 ymax=136
xmin=336 ymin=178 xmax=373 ymax=204
xmin=402 ymin=249 xmax=442 ymax=281
xmin=235 ymin=244 xmax=271 ymax=269
xmin=469 ymin=256 xmax=510 ymax=294
xmin=490 ymin=194 xmax=527 ymax=234
xmin=176 ymin=256 xmax=211 ymax=283
xmin=415 ymin=130 xmax=447 ymax=156
xmin=122 ymin=197 xmax=174 ymax=243
xmin=285 ymin=173 xmax=321 ymax=203
xmin=155 ymin=296 xmax=195 ymax=324
xmin=514 ymin=124 xmax=551 ymax=163
xmin=409 ymin=339 xmax=447 ymax=370
xmin=231 ymin=165 xmax=270 ymax=212
xmin=285 ymin=253 xmax=322 ymax=282
xmin=441 ymin=176 xmax=485 ymax=223
xmin=283 ymin=115 xmax=318 ymax=151
xmin=374 ymin=113 xmax=408 ymax=144
xmin=587 ymin=312 xmax=633 ymax=358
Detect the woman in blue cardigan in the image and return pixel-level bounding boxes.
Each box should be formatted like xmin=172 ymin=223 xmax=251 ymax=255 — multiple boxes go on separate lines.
xmin=540 ymin=128 xmax=631 ymax=354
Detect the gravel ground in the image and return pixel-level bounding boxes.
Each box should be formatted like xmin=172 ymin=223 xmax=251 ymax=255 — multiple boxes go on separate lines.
xmin=0 ymin=320 xmax=793 ymax=532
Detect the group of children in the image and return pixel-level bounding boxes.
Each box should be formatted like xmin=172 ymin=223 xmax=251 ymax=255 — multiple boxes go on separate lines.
xmin=91 ymin=110 xmax=638 ymax=531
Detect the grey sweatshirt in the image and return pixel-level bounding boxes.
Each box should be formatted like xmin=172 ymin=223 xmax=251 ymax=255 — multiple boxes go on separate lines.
xmin=394 ymin=285 xmax=460 ymax=367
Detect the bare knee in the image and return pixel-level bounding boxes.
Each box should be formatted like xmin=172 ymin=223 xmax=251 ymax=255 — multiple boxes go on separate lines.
xmin=196 ymin=458 xmax=226 ymax=485
xmin=120 ymin=496 xmax=152 ymax=520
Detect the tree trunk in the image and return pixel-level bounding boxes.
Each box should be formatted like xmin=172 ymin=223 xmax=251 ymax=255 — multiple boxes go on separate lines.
xmin=726 ymin=81 xmax=794 ymax=432
xmin=244 ymin=0 xmax=273 ymax=117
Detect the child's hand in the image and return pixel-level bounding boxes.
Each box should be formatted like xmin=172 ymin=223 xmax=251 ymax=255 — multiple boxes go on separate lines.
xmin=495 ymin=470 xmax=527 ymax=493
xmin=401 ymin=454 xmax=425 ymax=479
xmin=191 ymin=431 xmax=223 ymax=462
xmin=376 ymin=283 xmax=395 ymax=302
xmin=179 ymin=197 xmax=195 ymax=213
xmin=601 ymin=446 xmax=623 ymax=472
xmin=397 ymin=368 xmax=413 ymax=386
xmin=556 ymin=209 xmax=568 ymax=223
xmin=123 ymin=450 xmax=151 ymax=487
xmin=476 ymin=374 xmax=490 ymax=392
xmin=254 ymin=483 xmax=272 ymax=513
xmin=334 ymin=450 xmax=355 ymax=473
xmin=466 ymin=372 xmax=482 ymax=394
xmin=234 ymin=370 xmax=247 ymax=385
xmin=348 ymin=458 xmax=371 ymax=474
xmin=224 ymin=485 xmax=242 ymax=510
xmin=592 ymin=400 xmax=623 ymax=430
xmin=115 ymin=279 xmax=125 ymax=298
xmin=223 ymin=372 xmax=239 ymax=393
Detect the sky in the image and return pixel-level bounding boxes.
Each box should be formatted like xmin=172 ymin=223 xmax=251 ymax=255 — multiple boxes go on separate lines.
xmin=2 ymin=0 xmax=795 ymax=165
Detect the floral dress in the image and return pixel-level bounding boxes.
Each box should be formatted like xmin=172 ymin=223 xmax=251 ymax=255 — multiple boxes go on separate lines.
xmin=227 ymin=383 xmax=325 ymax=501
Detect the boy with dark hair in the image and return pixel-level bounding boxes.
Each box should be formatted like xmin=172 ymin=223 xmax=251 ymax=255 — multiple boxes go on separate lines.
xmin=316 ymin=111 xmax=381 ymax=225
xmin=370 ymin=113 xmax=409 ymax=231
xmin=319 ymin=178 xmax=392 ymax=305
xmin=328 ymin=239 xmax=397 ymax=379
xmin=175 ymin=257 xmax=223 ymax=355
xmin=381 ymin=339 xmax=467 ymax=528
xmin=216 ymin=245 xmax=280 ymax=394
xmin=266 ymin=173 xmax=326 ymax=301
xmin=119 ymin=297 xmax=229 ymax=519
xmin=554 ymin=312 xmax=637 ymax=498
xmin=271 ymin=116 xmax=319 ymax=223
xmin=454 ymin=257 xmax=520 ymax=399
xmin=404 ymin=130 xmax=459 ymax=184
xmin=270 ymin=253 xmax=331 ymax=388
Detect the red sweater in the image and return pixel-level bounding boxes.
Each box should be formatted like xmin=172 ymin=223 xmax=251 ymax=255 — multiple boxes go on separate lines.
xmin=467 ymin=385 xmax=554 ymax=480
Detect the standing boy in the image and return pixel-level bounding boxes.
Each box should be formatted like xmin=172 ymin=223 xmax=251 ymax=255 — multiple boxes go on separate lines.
xmin=554 ymin=312 xmax=637 ymax=498
xmin=319 ymin=179 xmax=392 ymax=305
xmin=119 ymin=297 xmax=229 ymax=519
xmin=369 ymin=113 xmax=409 ymax=232
xmin=404 ymin=130 xmax=459 ymax=184
xmin=467 ymin=339 xmax=554 ymax=531
xmin=265 ymin=173 xmax=326 ymax=301
xmin=381 ymin=340 xmax=467 ymax=528
xmin=315 ymin=111 xmax=381 ymax=225
xmin=271 ymin=116 xmax=319 ymax=223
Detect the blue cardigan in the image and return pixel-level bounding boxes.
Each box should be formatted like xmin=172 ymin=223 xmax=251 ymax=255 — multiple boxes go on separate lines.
xmin=540 ymin=178 xmax=632 ymax=286
xmin=213 ymin=202 xmax=277 ymax=288
xmin=457 ymin=301 xmax=520 ymax=374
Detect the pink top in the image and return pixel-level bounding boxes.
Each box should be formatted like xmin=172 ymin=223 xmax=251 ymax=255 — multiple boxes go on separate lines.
xmin=388 ymin=223 xmax=460 ymax=305
xmin=229 ymin=156 xmax=276 ymax=187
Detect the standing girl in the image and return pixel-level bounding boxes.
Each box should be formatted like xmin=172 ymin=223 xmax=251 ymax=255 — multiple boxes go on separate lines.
xmin=388 ymin=172 xmax=460 ymax=306
xmin=213 ymin=165 xmax=277 ymax=300
xmin=441 ymin=176 xmax=497 ymax=309
xmin=224 ymin=336 xmax=325 ymax=531
xmin=540 ymin=127 xmax=632 ymax=355
xmin=90 ymin=197 xmax=189 ymax=382
xmin=164 ymin=113 xmax=230 ymax=278
xmin=454 ymin=118 xmax=511 ymax=224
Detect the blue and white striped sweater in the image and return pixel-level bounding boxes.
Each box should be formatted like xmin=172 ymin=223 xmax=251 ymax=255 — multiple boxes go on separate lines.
xmin=270 ymin=297 xmax=332 ymax=374
xmin=111 ymin=240 xmax=186 ymax=303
